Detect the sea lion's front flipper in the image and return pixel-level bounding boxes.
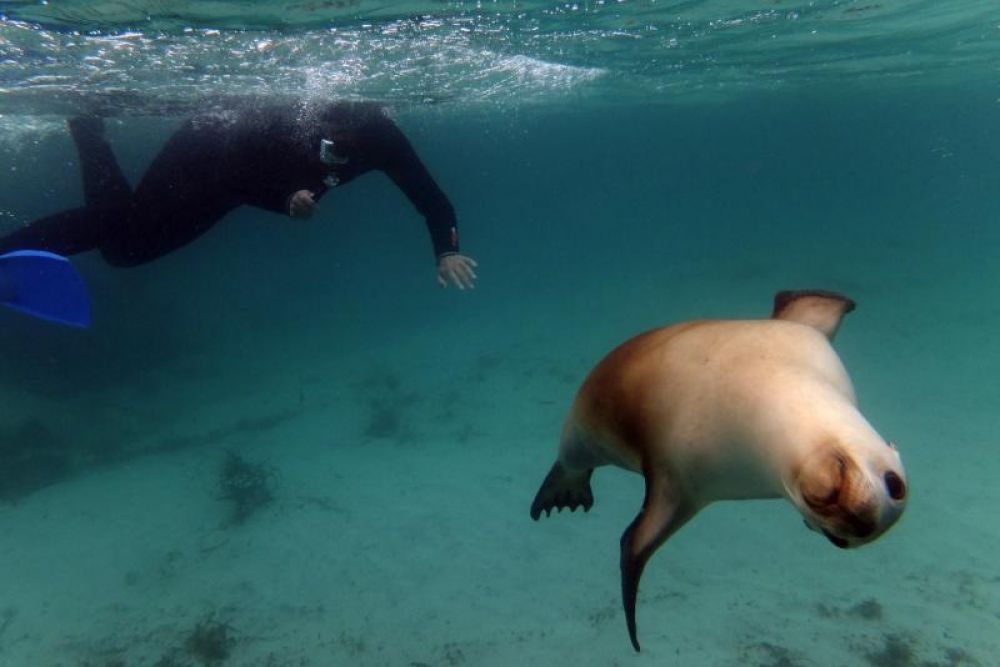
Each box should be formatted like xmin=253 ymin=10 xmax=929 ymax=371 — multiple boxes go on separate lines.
xmin=620 ymin=470 xmax=693 ymax=652
xmin=530 ymin=461 xmax=594 ymax=520
xmin=771 ymin=290 xmax=856 ymax=340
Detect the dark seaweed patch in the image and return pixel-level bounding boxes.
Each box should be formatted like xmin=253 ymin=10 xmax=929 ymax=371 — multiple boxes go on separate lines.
xmin=815 ymin=597 xmax=883 ymax=622
xmin=217 ymin=451 xmax=275 ymax=526
xmin=365 ymin=398 xmax=404 ymax=439
xmin=850 ymin=598 xmax=884 ymax=621
xmin=184 ymin=617 xmax=234 ymax=666
xmin=857 ymin=632 xmax=980 ymax=667
xmin=740 ymin=641 xmax=808 ymax=667
xmin=864 ymin=633 xmax=915 ymax=667
xmin=0 ymin=418 xmax=74 ymax=501
xmin=354 ymin=370 xmax=421 ymax=443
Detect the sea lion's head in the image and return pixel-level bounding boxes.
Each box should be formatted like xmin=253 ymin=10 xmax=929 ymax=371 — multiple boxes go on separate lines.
xmin=787 ymin=440 xmax=907 ymax=549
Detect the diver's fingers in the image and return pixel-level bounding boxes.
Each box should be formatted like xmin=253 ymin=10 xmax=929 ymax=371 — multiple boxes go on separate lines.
xmin=448 ymin=266 xmax=465 ymax=290
xmin=455 ymin=263 xmax=476 ymax=289
xmin=449 ymin=256 xmax=477 ymax=288
xmin=436 ymin=254 xmax=478 ymax=290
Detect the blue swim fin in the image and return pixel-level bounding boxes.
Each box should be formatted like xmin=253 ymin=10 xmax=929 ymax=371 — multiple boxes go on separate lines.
xmin=0 ymin=250 xmax=92 ymax=328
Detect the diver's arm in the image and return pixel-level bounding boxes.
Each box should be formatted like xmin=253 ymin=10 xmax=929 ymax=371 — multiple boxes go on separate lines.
xmin=233 ymin=181 xmax=326 ymax=217
xmin=371 ymin=119 xmax=479 ymax=288
xmin=367 ymin=115 xmax=461 ymax=258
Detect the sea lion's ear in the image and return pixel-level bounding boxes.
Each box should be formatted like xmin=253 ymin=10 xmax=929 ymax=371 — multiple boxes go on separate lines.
xmin=771 ymin=290 xmax=856 ymax=341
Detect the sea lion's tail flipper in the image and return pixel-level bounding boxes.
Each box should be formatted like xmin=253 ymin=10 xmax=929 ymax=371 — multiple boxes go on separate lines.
xmin=771 ymin=290 xmax=856 ymax=341
xmin=529 ymin=461 xmax=594 ymax=520
xmin=620 ymin=471 xmax=693 ymax=652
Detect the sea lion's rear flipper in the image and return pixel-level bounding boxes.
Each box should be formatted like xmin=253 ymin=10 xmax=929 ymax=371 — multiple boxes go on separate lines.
xmin=620 ymin=471 xmax=693 ymax=652
xmin=771 ymin=290 xmax=856 ymax=341
xmin=529 ymin=461 xmax=594 ymax=520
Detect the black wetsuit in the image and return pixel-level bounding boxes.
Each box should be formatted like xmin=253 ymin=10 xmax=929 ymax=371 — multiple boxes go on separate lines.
xmin=0 ymin=102 xmax=460 ymax=266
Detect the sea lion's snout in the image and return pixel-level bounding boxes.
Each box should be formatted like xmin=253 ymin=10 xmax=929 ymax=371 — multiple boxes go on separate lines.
xmin=822 ymin=529 xmax=849 ymax=549
xmin=806 ymin=499 xmax=878 ymax=549
xmin=792 ymin=444 xmax=907 ymax=549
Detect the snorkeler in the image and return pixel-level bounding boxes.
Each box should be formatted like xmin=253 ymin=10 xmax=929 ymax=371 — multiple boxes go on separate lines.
xmin=0 ymin=102 xmax=478 ymax=290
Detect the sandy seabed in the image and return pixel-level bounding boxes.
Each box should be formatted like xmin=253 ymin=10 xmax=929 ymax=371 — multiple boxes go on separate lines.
xmin=1 ymin=206 xmax=999 ymax=667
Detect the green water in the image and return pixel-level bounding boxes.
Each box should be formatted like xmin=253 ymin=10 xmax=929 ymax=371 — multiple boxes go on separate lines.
xmin=0 ymin=2 xmax=998 ymax=665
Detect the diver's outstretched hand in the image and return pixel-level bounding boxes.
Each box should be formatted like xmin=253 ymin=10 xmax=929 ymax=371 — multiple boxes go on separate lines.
xmin=437 ymin=253 xmax=478 ymax=290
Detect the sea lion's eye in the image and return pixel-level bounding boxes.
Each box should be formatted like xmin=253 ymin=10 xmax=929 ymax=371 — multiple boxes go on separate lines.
xmin=884 ymin=471 xmax=906 ymax=501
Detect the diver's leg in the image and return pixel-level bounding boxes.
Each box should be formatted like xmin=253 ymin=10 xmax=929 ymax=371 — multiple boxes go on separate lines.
xmin=0 ymin=196 xmax=231 ymax=267
xmin=98 ymin=198 xmax=236 ymax=267
xmin=96 ymin=120 xmax=236 ymax=267
xmin=68 ymin=116 xmax=132 ymax=207
xmin=0 ymin=206 xmax=112 ymax=257
xmin=0 ymin=118 xmax=131 ymax=258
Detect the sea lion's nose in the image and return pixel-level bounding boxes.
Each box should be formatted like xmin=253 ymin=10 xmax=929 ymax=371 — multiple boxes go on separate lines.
xmin=884 ymin=471 xmax=906 ymax=501
xmin=851 ymin=517 xmax=875 ymax=539
xmin=840 ymin=508 xmax=876 ymax=539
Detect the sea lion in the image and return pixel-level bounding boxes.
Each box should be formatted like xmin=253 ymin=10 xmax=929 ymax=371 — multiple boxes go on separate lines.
xmin=529 ymin=290 xmax=907 ymax=651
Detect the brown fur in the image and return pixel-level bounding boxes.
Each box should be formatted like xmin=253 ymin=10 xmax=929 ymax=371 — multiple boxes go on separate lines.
xmin=573 ymin=323 xmax=701 ymax=466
